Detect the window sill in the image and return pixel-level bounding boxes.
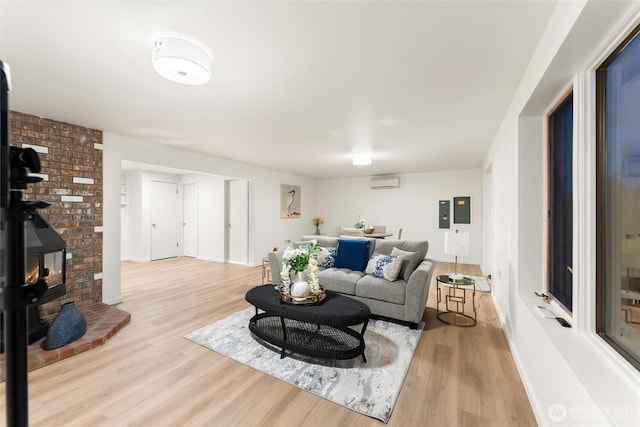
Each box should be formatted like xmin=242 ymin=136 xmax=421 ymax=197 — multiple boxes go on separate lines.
xmin=521 ymin=293 xmax=640 ymax=425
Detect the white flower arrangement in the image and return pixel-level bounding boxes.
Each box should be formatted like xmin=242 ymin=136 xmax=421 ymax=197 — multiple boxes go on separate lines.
xmin=307 ymin=258 xmax=320 ymax=293
xmin=280 ymin=239 xmax=321 ymax=294
xmin=280 ymin=263 xmax=292 ymax=293
xmin=355 ymin=214 xmax=366 ymax=229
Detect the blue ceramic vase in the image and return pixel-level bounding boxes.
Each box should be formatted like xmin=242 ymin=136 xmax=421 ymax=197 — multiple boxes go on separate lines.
xmin=45 ymin=301 xmax=87 ymax=350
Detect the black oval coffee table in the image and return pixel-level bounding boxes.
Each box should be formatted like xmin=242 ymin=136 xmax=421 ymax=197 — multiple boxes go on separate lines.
xmin=245 ymin=285 xmax=370 ymax=362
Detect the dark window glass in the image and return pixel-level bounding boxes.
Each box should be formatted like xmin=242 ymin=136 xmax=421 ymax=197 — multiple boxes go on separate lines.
xmin=548 ymin=92 xmax=573 ymax=312
xmin=597 ymin=26 xmax=640 ymax=369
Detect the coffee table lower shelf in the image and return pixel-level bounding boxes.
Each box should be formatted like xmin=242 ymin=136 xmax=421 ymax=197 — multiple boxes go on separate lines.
xmin=248 ymin=312 xmax=367 ymax=362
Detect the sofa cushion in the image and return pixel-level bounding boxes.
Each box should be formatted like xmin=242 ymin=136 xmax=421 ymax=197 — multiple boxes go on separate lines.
xmin=334 ymin=239 xmax=370 ymax=271
xmin=356 ymin=274 xmax=406 ymax=304
xmin=315 ymin=247 xmax=336 ymax=268
xmin=318 ymin=268 xmax=363 ymax=295
xmin=372 ymin=238 xmax=427 ymax=255
xmin=365 ymin=253 xmax=403 ymax=281
xmin=390 ymin=247 xmax=423 ymax=280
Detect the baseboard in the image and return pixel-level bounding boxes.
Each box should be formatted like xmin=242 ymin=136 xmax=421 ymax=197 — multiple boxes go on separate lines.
xmin=127 ymin=257 xmax=150 ymax=263
xmin=196 ymin=256 xmax=224 ymax=263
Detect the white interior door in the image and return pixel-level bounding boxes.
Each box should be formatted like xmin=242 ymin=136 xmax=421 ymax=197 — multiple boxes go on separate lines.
xmin=182 ymin=183 xmax=198 ymax=257
xmin=227 ymin=179 xmax=248 ymax=264
xmin=151 ymin=181 xmax=178 ymax=261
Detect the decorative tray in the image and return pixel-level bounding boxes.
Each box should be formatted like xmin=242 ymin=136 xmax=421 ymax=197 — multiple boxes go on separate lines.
xmin=279 ymin=285 xmax=326 ymax=305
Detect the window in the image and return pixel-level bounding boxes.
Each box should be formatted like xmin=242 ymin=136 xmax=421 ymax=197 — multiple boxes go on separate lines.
xmin=596 ymin=24 xmax=640 ymax=369
xmin=548 ymin=91 xmax=573 ymax=312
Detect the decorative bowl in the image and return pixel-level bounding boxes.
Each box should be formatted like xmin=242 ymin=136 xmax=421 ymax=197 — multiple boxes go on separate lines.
xmin=280 ymin=285 xmax=326 ymax=305
xmin=364 ymin=226 xmax=375 ymax=234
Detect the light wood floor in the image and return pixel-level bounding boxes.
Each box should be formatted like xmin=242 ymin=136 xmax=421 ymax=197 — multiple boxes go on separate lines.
xmin=0 ymin=258 xmax=537 ymax=426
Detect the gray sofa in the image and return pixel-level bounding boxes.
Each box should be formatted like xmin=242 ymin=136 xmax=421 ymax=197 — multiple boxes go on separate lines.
xmin=268 ymin=235 xmax=435 ymax=328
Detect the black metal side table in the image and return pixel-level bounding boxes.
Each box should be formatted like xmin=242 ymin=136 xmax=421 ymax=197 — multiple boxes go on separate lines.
xmin=436 ymin=274 xmax=476 ymax=327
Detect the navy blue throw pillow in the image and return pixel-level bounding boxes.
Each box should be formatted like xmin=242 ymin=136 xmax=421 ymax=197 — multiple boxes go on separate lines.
xmin=334 ymin=239 xmax=370 ymax=271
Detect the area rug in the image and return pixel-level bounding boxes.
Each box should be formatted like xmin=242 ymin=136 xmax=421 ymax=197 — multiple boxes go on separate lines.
xmin=185 ymin=306 xmax=423 ymax=423
xmin=444 ymin=274 xmax=491 ymax=292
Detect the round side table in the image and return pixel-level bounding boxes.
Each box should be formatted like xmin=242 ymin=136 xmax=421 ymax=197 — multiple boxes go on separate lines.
xmin=436 ymin=274 xmax=476 ymax=327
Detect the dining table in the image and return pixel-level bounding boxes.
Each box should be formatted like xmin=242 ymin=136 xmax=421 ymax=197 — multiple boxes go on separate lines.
xmin=365 ymin=232 xmax=394 ymax=239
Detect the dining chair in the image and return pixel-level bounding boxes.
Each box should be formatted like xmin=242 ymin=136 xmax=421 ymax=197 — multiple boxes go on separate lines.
xmin=396 ymin=227 xmax=403 ymax=239
xmin=341 ymin=227 xmax=365 ymax=237
xmin=372 ymin=225 xmax=386 ymax=233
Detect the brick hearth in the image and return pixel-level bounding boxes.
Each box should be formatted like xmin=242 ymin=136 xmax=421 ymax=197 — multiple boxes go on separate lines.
xmin=0 ymin=303 xmax=130 ymax=382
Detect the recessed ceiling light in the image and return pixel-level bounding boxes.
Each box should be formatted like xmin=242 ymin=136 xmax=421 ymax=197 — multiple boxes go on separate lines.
xmin=353 ymin=152 xmax=372 ymax=166
xmin=152 ymin=37 xmax=211 ymax=85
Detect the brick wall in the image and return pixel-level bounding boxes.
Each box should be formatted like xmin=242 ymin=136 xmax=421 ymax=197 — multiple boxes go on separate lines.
xmin=10 ymin=111 xmax=103 ymax=317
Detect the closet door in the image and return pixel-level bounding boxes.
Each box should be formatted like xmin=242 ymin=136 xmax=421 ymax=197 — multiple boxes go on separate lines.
xmin=151 ymin=181 xmax=178 ymax=261
xmin=182 ymin=183 xmax=198 ymax=257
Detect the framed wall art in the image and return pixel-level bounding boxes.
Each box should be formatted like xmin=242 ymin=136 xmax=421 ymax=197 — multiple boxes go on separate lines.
xmin=280 ymin=184 xmax=301 ymax=218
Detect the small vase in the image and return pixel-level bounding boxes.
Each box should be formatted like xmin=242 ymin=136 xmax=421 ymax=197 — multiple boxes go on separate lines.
xmin=45 ymin=301 xmax=87 ymax=350
xmin=315 ymin=225 xmax=321 ymax=235
xmin=291 ymin=272 xmax=310 ymax=297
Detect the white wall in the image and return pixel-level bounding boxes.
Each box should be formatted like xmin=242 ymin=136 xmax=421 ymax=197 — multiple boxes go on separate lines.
xmin=123 ymin=170 xmax=181 ymax=262
xmin=486 ymin=1 xmax=640 ymax=425
xmin=122 ymin=171 xmax=227 ymax=262
xmin=317 ymin=169 xmax=484 ymax=265
xmin=103 ymin=133 xmax=318 ymax=304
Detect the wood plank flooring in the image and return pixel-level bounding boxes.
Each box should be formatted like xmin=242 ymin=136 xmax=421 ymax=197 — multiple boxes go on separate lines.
xmin=0 ymin=258 xmax=537 ymax=426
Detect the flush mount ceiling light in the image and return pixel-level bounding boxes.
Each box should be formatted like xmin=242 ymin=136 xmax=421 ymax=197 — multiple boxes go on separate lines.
xmin=353 ymin=152 xmax=372 ymax=166
xmin=152 ymin=37 xmax=211 ymax=85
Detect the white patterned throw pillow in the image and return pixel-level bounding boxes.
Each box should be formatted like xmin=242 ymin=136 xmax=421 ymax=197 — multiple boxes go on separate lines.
xmin=315 ymin=247 xmax=337 ymax=268
xmin=365 ymin=253 xmax=403 ymax=281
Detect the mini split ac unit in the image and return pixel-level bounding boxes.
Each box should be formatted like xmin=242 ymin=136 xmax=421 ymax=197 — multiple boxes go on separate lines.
xmin=370 ymin=175 xmax=400 ymax=189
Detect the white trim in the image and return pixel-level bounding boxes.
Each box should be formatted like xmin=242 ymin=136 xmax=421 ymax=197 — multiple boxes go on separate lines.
xmin=128 ymin=257 xmax=151 ymax=263
xmin=196 ymin=256 xmax=224 ymax=263
xmin=573 ymin=70 xmax=596 ymax=334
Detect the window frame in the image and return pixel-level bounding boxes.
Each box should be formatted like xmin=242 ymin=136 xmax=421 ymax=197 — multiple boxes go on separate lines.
xmin=595 ymin=22 xmax=640 ymax=371
xmin=547 ymin=88 xmax=574 ymax=314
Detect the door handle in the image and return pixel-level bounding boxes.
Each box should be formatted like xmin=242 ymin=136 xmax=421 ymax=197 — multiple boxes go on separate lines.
xmin=152 ymin=223 xmax=156 ymax=229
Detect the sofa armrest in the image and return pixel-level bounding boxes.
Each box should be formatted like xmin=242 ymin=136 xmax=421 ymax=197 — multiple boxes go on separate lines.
xmin=268 ymin=251 xmax=284 ymax=285
xmin=404 ymin=258 xmax=436 ymax=324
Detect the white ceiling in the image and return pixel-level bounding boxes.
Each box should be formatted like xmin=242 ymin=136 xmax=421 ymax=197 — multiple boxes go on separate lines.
xmin=0 ymin=1 xmax=557 ymax=179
